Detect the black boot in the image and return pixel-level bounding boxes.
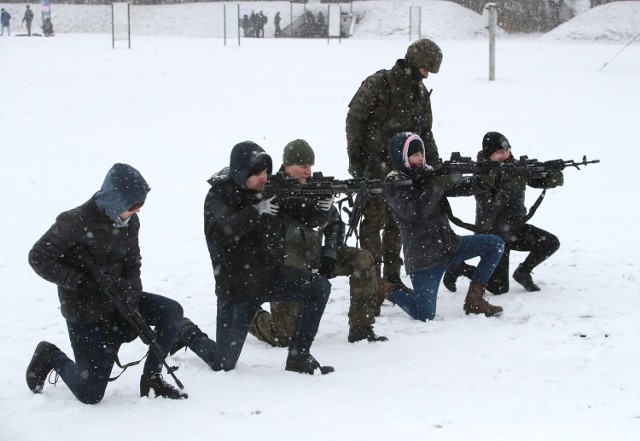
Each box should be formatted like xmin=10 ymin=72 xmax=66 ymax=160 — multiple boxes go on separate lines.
xmin=348 ymin=325 xmax=388 ymax=343
xmin=285 ymin=353 xmax=334 ymax=375
xmin=169 ymin=317 xmax=200 ymax=356
xmin=26 ymin=341 xmax=59 ymax=393
xmin=443 ymin=262 xmax=476 ymax=292
xmin=513 ymin=265 xmax=540 ymax=292
xmin=140 ymin=373 xmax=188 ymax=399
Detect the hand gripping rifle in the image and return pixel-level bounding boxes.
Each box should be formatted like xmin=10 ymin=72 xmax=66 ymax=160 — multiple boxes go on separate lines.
xmin=261 ymin=172 xmax=384 ymax=245
xmin=76 ymin=252 xmax=185 ymax=390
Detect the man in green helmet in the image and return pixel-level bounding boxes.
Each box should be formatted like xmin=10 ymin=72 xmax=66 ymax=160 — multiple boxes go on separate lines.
xmin=345 ymin=38 xmax=443 ymax=299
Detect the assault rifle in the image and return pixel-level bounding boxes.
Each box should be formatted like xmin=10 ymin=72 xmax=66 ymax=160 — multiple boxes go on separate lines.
xmin=262 ymin=172 xmax=384 ymax=198
xmin=261 ymin=173 xmax=384 ymax=245
xmin=435 ymin=152 xmax=600 ymax=179
xmin=437 ymin=153 xmax=600 ymax=231
xmin=513 ymin=155 xmax=600 ymax=179
xmin=77 ymin=252 xmax=185 ymax=391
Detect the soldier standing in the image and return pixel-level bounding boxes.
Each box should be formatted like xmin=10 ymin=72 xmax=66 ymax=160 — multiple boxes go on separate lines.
xmin=346 ymin=38 xmax=443 ymax=298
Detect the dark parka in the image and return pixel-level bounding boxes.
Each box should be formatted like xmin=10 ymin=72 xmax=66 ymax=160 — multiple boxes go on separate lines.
xmin=346 ymin=59 xmax=440 ymax=179
xmin=28 ymin=164 xmax=150 ymax=325
xmin=384 ymin=133 xmax=476 ymax=274
xmin=474 ymin=152 xmax=554 ymax=243
xmin=204 ymin=142 xmax=284 ymax=302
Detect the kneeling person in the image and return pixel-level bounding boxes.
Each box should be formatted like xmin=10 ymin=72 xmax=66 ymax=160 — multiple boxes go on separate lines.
xmin=26 ymin=163 xmax=187 ymax=403
xmin=250 ymin=139 xmax=388 ymax=345
xmin=172 ymin=141 xmax=333 ymax=375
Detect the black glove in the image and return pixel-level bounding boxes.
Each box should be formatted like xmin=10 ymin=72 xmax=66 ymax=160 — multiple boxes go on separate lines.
xmin=318 ymin=256 xmax=337 ymax=279
xmin=410 ymin=167 xmax=436 ymax=192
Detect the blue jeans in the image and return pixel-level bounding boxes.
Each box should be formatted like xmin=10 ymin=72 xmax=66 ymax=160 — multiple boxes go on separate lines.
xmin=185 ymin=266 xmax=331 ymax=371
xmin=393 ymin=234 xmax=504 ymax=321
xmin=51 ymin=293 xmax=183 ymax=404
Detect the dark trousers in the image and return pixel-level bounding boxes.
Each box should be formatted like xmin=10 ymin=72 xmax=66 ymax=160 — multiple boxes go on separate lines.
xmin=186 ymin=266 xmax=331 ymax=371
xmin=488 ymin=224 xmax=560 ymax=294
xmin=51 ymin=293 xmax=183 ymax=404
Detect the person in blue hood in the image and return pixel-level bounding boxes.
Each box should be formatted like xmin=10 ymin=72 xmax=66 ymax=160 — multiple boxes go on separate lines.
xmin=171 ymin=141 xmax=334 ymax=375
xmin=27 ymin=163 xmax=188 ymax=403
xmin=384 ymin=132 xmax=506 ymax=320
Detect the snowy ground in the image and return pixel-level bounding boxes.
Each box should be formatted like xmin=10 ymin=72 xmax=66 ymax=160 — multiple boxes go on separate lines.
xmin=1 ymin=1 xmax=640 ymax=440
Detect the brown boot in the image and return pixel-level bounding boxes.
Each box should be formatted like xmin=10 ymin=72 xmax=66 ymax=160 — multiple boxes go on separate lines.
xmin=372 ymin=278 xmax=394 ymax=316
xmin=463 ymin=281 xmax=503 ymax=317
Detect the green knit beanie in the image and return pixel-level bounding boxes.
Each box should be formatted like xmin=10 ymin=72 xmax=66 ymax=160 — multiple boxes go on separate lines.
xmin=283 ymin=139 xmax=315 ymax=166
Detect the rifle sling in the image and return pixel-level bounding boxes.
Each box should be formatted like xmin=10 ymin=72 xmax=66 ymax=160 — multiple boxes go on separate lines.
xmin=108 ymin=351 xmax=148 ymax=382
xmin=442 ymin=189 xmax=547 ymax=234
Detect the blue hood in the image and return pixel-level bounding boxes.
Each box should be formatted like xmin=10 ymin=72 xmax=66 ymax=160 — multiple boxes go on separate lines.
xmin=95 ymin=163 xmax=151 ymax=222
xmin=229 ymin=141 xmax=273 ymax=190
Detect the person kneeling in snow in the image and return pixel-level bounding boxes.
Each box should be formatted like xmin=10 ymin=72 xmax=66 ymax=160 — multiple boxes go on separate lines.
xmin=26 ymin=163 xmax=187 ymax=403
xmin=384 ymin=132 xmax=505 ymax=321
xmin=171 ymin=141 xmax=334 ymax=375
xmin=443 ymin=131 xmax=562 ymax=294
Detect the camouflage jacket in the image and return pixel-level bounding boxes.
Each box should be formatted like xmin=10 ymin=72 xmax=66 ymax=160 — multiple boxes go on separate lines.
xmin=346 ymin=58 xmax=439 ymax=179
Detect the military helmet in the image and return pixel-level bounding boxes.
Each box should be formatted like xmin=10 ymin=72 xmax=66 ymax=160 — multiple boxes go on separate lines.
xmin=405 ymin=38 xmax=443 ymax=74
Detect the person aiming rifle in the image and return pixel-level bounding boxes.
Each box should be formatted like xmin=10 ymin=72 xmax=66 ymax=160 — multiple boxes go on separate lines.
xmin=170 ymin=142 xmax=333 ymax=375
xmin=26 ymin=163 xmax=188 ymax=403
xmin=384 ymin=132 xmax=506 ymax=321
xmin=249 ymin=140 xmax=391 ymax=345
xmin=443 ymin=131 xmax=599 ymax=294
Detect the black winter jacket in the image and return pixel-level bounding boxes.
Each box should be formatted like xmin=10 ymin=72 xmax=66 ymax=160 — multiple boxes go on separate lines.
xmin=385 ymin=132 xmax=480 ymax=274
xmin=28 ymin=197 xmax=143 ymax=324
xmin=474 ymin=152 xmax=552 ymax=243
xmin=204 ymin=175 xmax=285 ymax=302
xmin=204 ymin=143 xmax=284 ymax=302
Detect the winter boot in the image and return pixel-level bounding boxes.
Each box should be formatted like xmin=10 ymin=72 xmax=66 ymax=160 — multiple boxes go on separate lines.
xmin=348 ymin=325 xmax=388 ymax=343
xmin=372 ymin=278 xmax=396 ymax=316
xmin=140 ymin=373 xmax=188 ymax=399
xmin=169 ymin=317 xmax=201 ymax=356
xmin=26 ymin=341 xmax=59 ymax=393
xmin=513 ymin=265 xmax=541 ymax=292
xmin=285 ymin=352 xmax=334 ymax=375
xmin=463 ymin=281 xmax=503 ymax=317
xmin=443 ymin=262 xmax=476 ymax=292
xmin=385 ymin=274 xmax=415 ymax=295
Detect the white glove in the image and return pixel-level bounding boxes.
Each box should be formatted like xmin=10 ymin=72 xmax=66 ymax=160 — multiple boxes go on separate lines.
xmin=317 ymin=197 xmax=334 ymax=212
xmin=253 ymin=196 xmax=279 ymax=216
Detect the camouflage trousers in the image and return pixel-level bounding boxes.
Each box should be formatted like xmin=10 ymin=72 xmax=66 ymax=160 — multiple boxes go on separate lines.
xmin=359 ymin=192 xmax=403 ymax=281
xmin=249 ymin=246 xmax=379 ymax=347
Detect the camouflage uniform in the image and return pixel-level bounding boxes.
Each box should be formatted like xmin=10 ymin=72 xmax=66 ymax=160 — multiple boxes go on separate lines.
xmin=346 ymin=55 xmax=441 ymax=284
xmin=250 ymin=167 xmax=385 ymax=345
